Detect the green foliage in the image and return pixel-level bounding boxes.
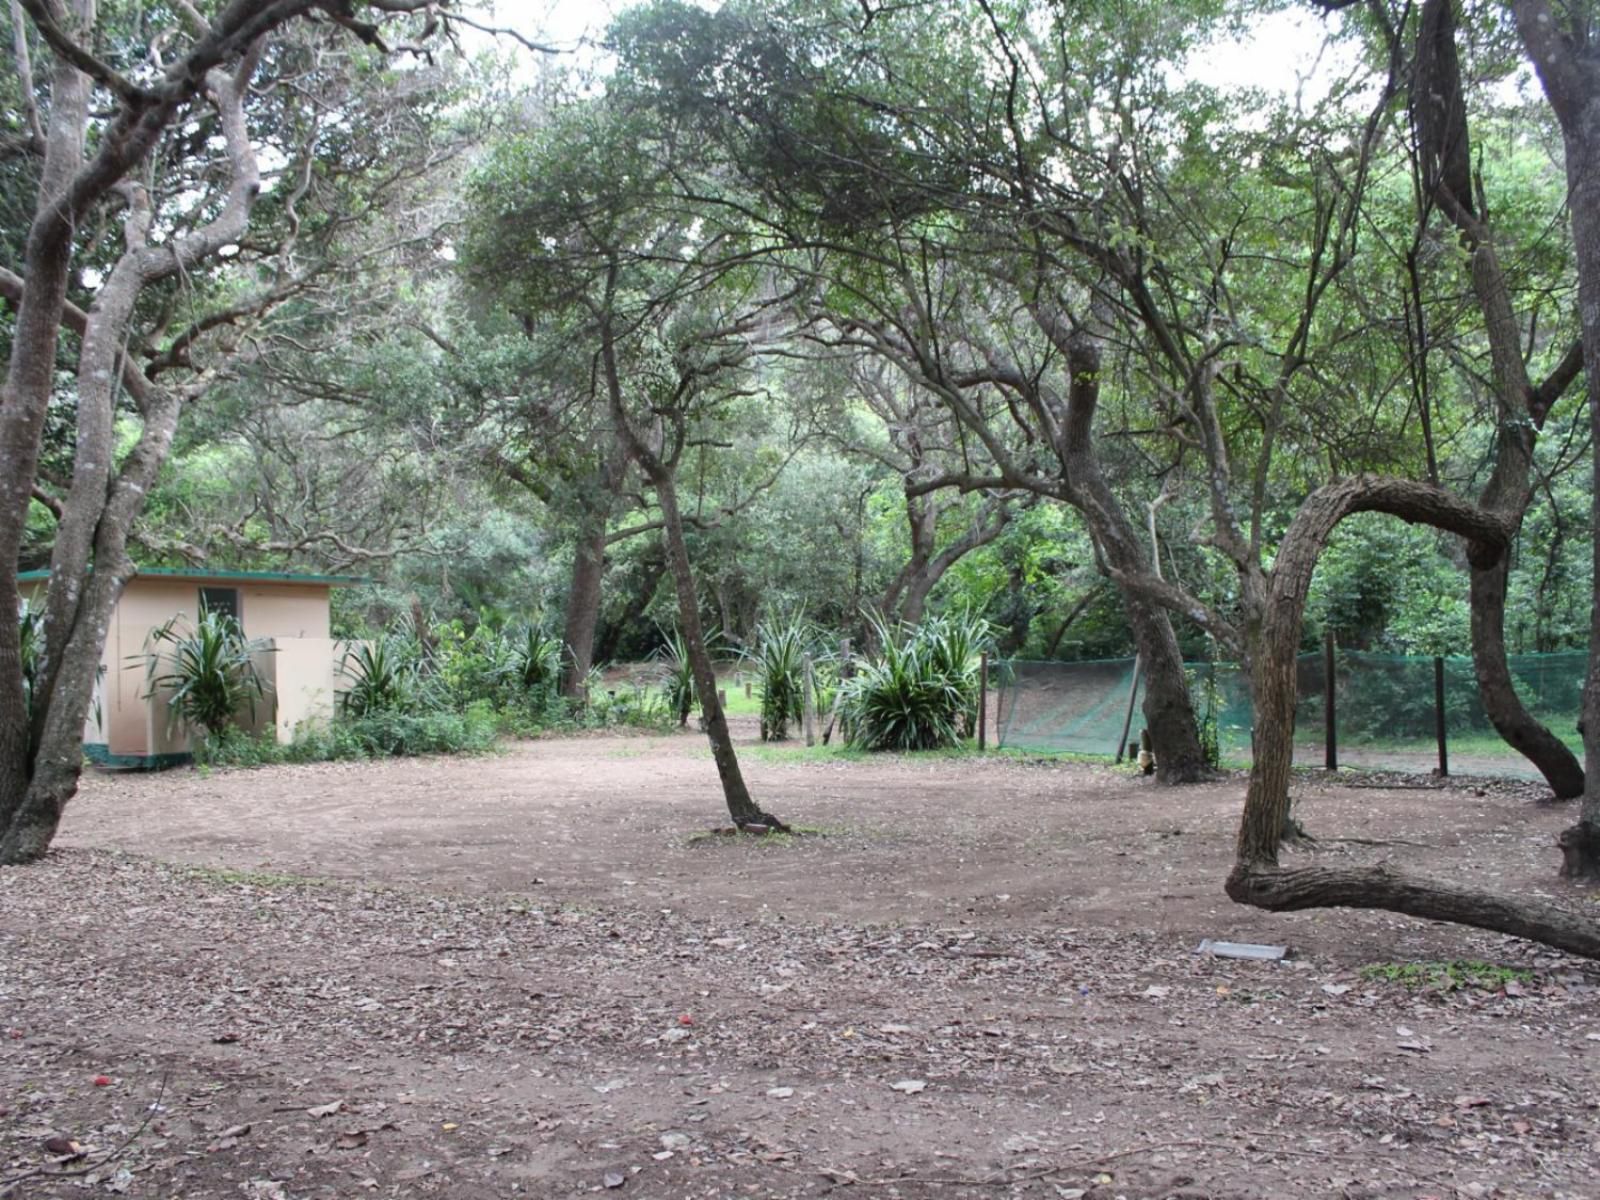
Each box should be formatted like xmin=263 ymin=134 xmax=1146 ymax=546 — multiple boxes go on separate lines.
xmin=17 ymin=598 xmax=42 ymax=729
xmin=1188 ymin=665 xmax=1223 ymax=770
xmin=841 ymin=610 xmax=992 ymax=752
xmin=337 ymin=636 xmax=419 ymax=717
xmin=508 ymin=625 xmax=562 ymax=695
xmin=653 ymin=626 xmax=699 ymax=725
xmin=143 ymin=611 xmax=271 ymax=738
xmin=748 ymin=612 xmax=810 ymax=741
xmin=1358 ymin=960 xmax=1533 ymax=992
xmin=194 ymin=702 xmax=500 ymax=765
xmin=1307 ymin=515 xmax=1470 ymax=655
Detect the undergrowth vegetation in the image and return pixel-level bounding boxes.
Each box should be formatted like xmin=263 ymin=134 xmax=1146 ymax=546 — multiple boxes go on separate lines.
xmin=840 ymin=611 xmax=992 ymax=752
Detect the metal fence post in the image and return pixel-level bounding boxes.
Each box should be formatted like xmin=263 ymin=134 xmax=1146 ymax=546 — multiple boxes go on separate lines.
xmin=1434 ymin=655 xmax=1449 ymax=776
xmin=1324 ymin=631 xmax=1338 ymax=771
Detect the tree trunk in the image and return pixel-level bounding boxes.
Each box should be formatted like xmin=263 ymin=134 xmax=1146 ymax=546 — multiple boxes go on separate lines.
xmin=2 ymin=58 xmax=261 ymax=864
xmin=1226 ymin=862 xmax=1600 ymax=960
xmin=1234 ymin=476 xmax=1515 ymax=867
xmin=653 ymin=470 xmax=785 ymax=831
xmin=1056 ymin=320 xmax=1207 ymax=783
xmin=1413 ymin=0 xmax=1585 ymax=800
xmin=560 ymin=518 xmax=607 ymax=700
xmin=1507 ymin=0 xmax=1600 ymax=876
xmin=596 ymin=292 xmax=783 ymax=833
xmin=1563 ymin=173 xmax=1600 ymax=877
xmin=1218 ymin=479 xmax=1600 ymax=960
xmin=1471 ymin=558 xmax=1584 ymax=798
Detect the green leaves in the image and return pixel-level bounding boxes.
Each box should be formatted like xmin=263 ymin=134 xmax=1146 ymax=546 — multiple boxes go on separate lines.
xmin=841 ymin=610 xmax=992 ymax=752
xmin=143 ymin=611 xmax=272 ymax=738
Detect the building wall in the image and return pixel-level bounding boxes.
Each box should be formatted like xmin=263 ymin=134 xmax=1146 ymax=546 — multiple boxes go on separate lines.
xmin=104 ymin=578 xmax=335 ymax=758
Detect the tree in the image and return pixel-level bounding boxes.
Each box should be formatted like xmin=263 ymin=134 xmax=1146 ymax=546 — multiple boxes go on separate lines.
xmin=828 ymin=357 xmax=1023 ymax=625
xmin=1409 ymin=0 xmax=1585 ymax=798
xmin=1505 ymin=0 xmax=1600 ymax=878
xmin=608 ymin=0 xmax=1214 ymax=781
xmin=466 ymin=92 xmax=790 ymax=830
xmin=0 ymin=1 xmax=445 ymax=863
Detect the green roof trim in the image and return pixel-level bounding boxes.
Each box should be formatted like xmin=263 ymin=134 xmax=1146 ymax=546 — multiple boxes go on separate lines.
xmin=19 ymin=566 xmax=368 ymax=586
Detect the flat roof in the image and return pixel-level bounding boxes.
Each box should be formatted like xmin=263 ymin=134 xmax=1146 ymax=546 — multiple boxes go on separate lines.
xmin=18 ymin=566 xmax=369 ymax=587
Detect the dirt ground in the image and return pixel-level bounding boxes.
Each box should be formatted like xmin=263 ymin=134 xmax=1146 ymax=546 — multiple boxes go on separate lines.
xmin=3 ymin=723 xmax=1599 ymax=1200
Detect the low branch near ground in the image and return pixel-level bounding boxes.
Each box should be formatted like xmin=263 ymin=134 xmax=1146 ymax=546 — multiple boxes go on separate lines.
xmin=1226 ymin=862 xmax=1600 ymax=960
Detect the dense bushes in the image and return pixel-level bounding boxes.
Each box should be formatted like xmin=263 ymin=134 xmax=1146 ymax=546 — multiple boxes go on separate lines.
xmin=840 ymin=612 xmax=991 ymax=752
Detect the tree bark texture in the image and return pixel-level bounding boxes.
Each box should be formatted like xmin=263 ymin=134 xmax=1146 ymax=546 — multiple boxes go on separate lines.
xmin=1060 ymin=324 xmax=1207 ymax=784
xmin=560 ymin=518 xmax=609 ymax=699
xmin=1226 ymin=862 xmax=1600 ymax=961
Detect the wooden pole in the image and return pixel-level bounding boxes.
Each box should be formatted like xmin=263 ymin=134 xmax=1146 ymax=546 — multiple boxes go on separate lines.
xmin=1324 ymin=631 xmax=1338 ymax=772
xmin=978 ymin=651 xmax=989 ymax=750
xmin=1115 ymin=654 xmax=1142 ymax=763
xmin=1434 ymin=655 xmax=1449 ymax=777
xmin=822 ymin=637 xmax=850 ymax=745
xmin=802 ymin=654 xmax=817 ymax=747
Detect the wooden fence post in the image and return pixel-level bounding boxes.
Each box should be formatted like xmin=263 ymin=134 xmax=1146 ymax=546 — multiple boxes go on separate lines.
xmin=978 ymin=651 xmax=989 ymax=751
xmin=803 ymin=654 xmax=817 ymax=747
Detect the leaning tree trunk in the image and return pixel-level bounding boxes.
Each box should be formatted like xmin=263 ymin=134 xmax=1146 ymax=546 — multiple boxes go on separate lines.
xmin=1224 ymin=476 xmax=1600 ymax=960
xmin=1058 ymin=319 xmax=1207 ymax=783
xmin=2 ymin=60 xmax=261 ymax=864
xmin=1414 ymin=0 xmax=1585 ymax=799
xmin=1505 ymin=0 xmax=1600 ymax=876
xmin=652 ymin=470 xmax=786 ymax=831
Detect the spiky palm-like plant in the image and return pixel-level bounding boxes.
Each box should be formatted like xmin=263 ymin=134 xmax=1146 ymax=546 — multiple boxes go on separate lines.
xmin=653 ymin=626 xmax=699 ymax=726
xmin=338 ymin=636 xmax=418 ymax=717
xmin=749 ymin=612 xmax=810 ymax=741
xmin=144 ymin=610 xmax=272 ymax=737
xmin=841 ymin=610 xmax=992 ymax=751
xmin=507 ymin=626 xmax=562 ymax=697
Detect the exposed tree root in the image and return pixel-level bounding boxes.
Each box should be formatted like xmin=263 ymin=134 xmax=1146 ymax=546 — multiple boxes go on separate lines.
xmin=1226 ymin=861 xmax=1600 ymax=960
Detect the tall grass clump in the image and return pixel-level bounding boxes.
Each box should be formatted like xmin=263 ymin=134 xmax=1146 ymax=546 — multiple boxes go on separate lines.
xmin=841 ymin=611 xmax=992 ymax=752
xmin=748 ymin=612 xmax=810 ymax=741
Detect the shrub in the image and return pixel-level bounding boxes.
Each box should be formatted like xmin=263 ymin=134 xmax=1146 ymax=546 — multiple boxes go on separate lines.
xmin=653 ymin=626 xmax=699 ymax=725
xmin=195 ymin=702 xmax=500 ymax=766
xmin=143 ymin=610 xmax=272 ymax=738
xmin=841 ymin=611 xmax=992 ymax=752
xmin=505 ymin=625 xmax=562 ymax=700
xmin=748 ymin=612 xmax=809 ymax=741
xmin=338 ymin=636 xmax=419 ymax=717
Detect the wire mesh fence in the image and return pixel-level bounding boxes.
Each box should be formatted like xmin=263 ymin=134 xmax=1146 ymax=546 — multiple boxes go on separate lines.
xmin=994 ymin=649 xmax=1586 ymax=779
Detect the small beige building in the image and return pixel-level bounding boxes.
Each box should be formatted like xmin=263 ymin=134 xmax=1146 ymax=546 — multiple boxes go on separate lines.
xmin=19 ymin=567 xmax=361 ymax=768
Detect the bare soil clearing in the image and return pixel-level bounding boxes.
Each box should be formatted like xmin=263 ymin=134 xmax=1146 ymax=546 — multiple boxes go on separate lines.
xmin=3 ymin=727 xmax=1599 ymax=1199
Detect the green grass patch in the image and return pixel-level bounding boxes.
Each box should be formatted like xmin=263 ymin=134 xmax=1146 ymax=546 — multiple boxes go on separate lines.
xmin=1358 ymin=960 xmax=1533 ymax=991
xmin=173 ymin=863 xmax=329 ymax=889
